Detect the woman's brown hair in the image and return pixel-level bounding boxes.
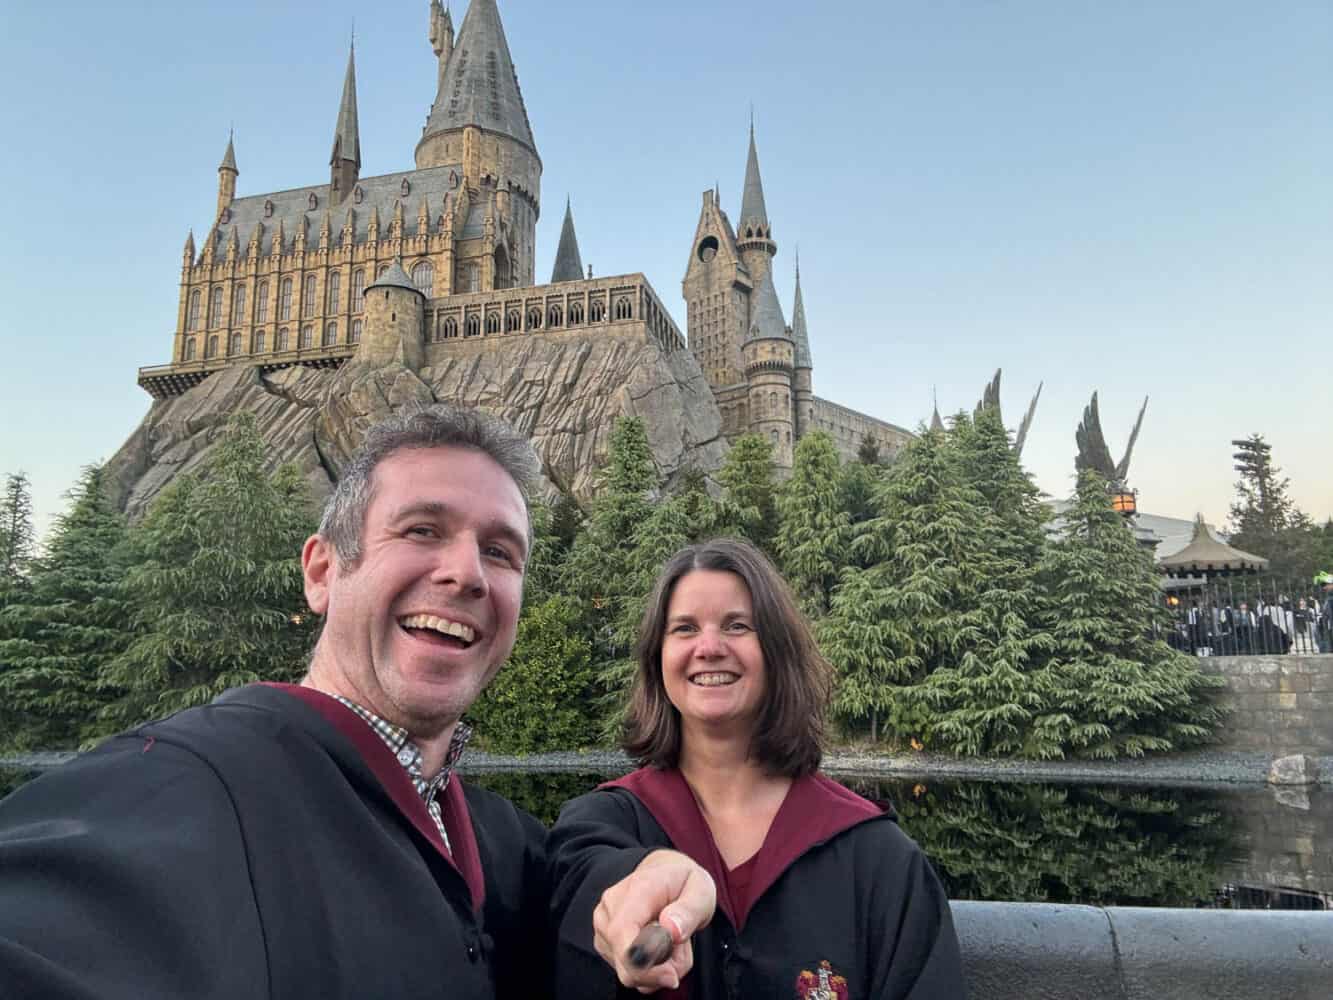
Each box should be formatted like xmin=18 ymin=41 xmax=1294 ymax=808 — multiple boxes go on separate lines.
xmin=622 ymin=537 xmax=832 ymax=777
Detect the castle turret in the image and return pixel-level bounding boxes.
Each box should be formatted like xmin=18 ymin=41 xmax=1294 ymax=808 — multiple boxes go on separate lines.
xmin=429 ymin=0 xmax=455 ymax=92
xmin=682 ymin=188 xmax=749 ymax=409
xmin=790 ymin=252 xmax=814 ymax=438
xmin=741 ymin=269 xmax=795 ymax=470
xmin=550 ymin=197 xmax=584 ymax=283
xmin=736 ymin=121 xmax=776 ymax=287
xmin=182 ymin=229 xmax=196 ymax=268
xmin=329 ymin=43 xmax=362 ymax=206
xmin=360 ymin=258 xmax=426 ymax=370
xmin=217 ymin=132 xmax=238 ymax=220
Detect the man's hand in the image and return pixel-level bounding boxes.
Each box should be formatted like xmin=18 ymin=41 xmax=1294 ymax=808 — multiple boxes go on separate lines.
xmin=592 ymin=849 xmax=716 ymax=993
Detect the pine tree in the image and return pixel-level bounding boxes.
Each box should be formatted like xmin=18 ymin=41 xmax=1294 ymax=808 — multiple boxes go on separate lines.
xmin=96 ymin=412 xmax=318 ymax=733
xmin=0 ymin=466 xmax=130 ymax=750
xmin=712 ymin=434 xmax=778 ymax=554
xmin=775 ymin=431 xmax=849 ymax=616
xmin=1227 ymin=434 xmax=1314 ymax=579
xmin=0 ymin=472 xmax=35 ymax=587
xmin=1036 ymin=470 xmax=1223 ymax=757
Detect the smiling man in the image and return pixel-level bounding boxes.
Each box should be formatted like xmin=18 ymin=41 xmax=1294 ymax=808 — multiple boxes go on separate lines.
xmin=0 ymin=406 xmax=555 ymax=999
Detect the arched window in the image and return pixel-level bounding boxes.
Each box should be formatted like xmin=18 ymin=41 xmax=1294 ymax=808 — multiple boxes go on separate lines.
xmin=229 ymin=332 xmax=242 ymax=355
xmin=350 ymin=319 xmax=362 ymax=345
xmin=277 ymin=327 xmax=289 ymax=352
xmin=614 ymin=298 xmax=632 ymax=321
xmin=253 ymin=330 xmax=267 ymax=354
xmin=351 ymin=269 xmax=365 ymax=313
xmin=506 ymin=309 xmax=521 ymax=332
xmin=411 ymin=260 xmax=434 ymax=296
xmin=206 ymin=335 xmax=219 ymax=358
xmin=323 ymin=322 xmax=338 ymax=347
xmin=590 ymin=299 xmax=605 ymax=323
xmin=569 ymin=301 xmax=584 ymax=325
xmin=443 ymin=316 xmax=458 ymax=339
xmin=485 ymin=312 xmax=501 ymax=334
xmin=208 ymin=287 xmax=223 ymax=328
xmin=279 ymin=278 xmax=293 ymax=320
xmin=183 ymin=337 xmax=196 ymax=361
xmin=301 ymin=275 xmax=317 ymax=317
xmin=232 ymin=285 xmax=247 ymax=324
xmin=527 ymin=307 xmax=542 ymax=330
xmin=299 ymin=325 xmax=313 ymax=349
xmin=547 ymin=304 xmax=562 ymax=328
xmin=187 ymin=290 xmax=201 ymax=331
xmin=326 ymin=271 xmax=341 ymax=314
xmin=256 ymin=282 xmax=269 ymax=323
xmin=466 ymin=314 xmax=481 ymax=337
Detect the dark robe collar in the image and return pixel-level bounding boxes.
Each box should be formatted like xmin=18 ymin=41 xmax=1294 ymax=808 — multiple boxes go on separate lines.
xmin=604 ymin=767 xmax=887 ymax=930
xmin=247 ymin=683 xmax=486 ymax=913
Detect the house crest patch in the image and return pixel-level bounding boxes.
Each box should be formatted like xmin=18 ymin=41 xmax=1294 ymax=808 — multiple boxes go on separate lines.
xmin=796 ymin=959 xmax=849 ymax=1000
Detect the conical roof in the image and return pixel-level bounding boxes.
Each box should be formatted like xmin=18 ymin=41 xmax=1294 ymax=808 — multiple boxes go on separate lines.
xmin=550 ymin=198 xmax=584 ymax=283
xmin=365 ymin=258 xmax=422 ymax=295
xmin=423 ymin=0 xmax=536 ymax=153
xmin=1158 ymin=516 xmax=1270 ymax=577
xmin=330 ymin=44 xmax=361 ymax=168
xmin=791 ymin=254 xmax=811 ymax=368
xmin=219 ymin=132 xmax=238 ymax=172
xmin=744 ymin=269 xmax=789 ymax=344
xmin=738 ymin=123 xmax=769 ymax=231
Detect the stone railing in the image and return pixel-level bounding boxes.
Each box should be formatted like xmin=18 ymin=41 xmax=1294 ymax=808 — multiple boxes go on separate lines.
xmin=955 ymin=901 xmax=1333 ymax=999
xmin=1200 ymin=654 xmax=1333 ymax=755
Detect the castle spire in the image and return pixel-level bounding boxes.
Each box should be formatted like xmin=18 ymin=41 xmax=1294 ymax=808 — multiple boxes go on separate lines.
xmin=219 ymin=130 xmax=238 ymax=173
xmin=216 ymin=130 xmax=238 ymax=219
xmin=551 ymin=197 xmax=584 ymax=283
xmin=791 ymin=249 xmax=811 ymax=369
xmin=330 ymin=42 xmax=362 ymax=205
xmin=738 ymin=119 xmax=770 ymax=233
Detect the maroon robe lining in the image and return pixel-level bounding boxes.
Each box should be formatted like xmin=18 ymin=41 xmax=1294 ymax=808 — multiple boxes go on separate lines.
xmin=604 ymin=768 xmax=883 ymax=931
xmin=260 ymin=683 xmax=485 ymax=913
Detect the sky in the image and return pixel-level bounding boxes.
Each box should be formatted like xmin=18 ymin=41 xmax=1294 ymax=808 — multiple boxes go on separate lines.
xmin=1 ymin=0 xmax=1329 ymax=540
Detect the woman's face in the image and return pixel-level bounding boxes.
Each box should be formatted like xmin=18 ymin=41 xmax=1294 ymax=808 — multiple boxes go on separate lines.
xmin=660 ymin=569 xmax=767 ymax=737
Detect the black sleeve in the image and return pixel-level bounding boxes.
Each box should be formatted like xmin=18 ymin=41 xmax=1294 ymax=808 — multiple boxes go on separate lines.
xmin=865 ymin=827 xmax=969 ymax=999
xmin=0 ymin=737 xmax=268 ymax=1000
xmin=477 ymin=794 xmax=556 ymax=1000
xmin=546 ymin=790 xmax=659 ymax=1000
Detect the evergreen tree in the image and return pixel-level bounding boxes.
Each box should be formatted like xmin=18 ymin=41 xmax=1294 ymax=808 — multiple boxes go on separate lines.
xmin=96 ymin=412 xmax=318 ymax=733
xmin=0 ymin=472 xmax=35 ymax=587
xmin=1036 ymin=470 xmax=1223 ymax=757
xmin=0 ymin=466 xmax=130 ymax=750
xmin=712 ymin=434 xmax=778 ymax=553
xmin=1227 ymin=434 xmax=1314 ymax=579
xmin=775 ymin=432 xmax=849 ymax=616
xmin=856 ymin=435 xmax=883 ymax=466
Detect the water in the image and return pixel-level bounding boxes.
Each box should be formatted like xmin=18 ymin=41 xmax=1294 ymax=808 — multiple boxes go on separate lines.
xmin=4 ymin=766 xmax=1328 ymax=909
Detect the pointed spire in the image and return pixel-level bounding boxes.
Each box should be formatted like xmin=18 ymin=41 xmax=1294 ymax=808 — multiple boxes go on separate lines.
xmin=744 ymin=269 xmax=789 ymax=344
xmin=331 ymin=42 xmax=361 ymax=169
xmin=219 ymin=130 xmax=238 ymax=173
xmin=366 ymin=256 xmax=423 ymax=296
xmin=790 ymin=249 xmax=812 ymax=368
xmin=551 ymin=196 xmax=585 ymax=283
xmin=422 ymin=0 xmax=536 ymax=153
xmin=739 ymin=117 xmax=769 ymax=232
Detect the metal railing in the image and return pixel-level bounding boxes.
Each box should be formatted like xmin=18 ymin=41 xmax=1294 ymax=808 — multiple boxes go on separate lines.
xmin=1163 ymin=576 xmax=1330 ymax=656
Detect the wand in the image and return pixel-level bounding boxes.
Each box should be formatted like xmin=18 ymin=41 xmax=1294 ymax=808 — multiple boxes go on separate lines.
xmin=626 ymin=923 xmax=674 ymax=969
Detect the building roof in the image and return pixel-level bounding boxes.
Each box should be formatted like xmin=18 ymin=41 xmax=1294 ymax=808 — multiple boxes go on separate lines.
xmin=219 ymin=132 xmax=238 ymax=173
xmin=330 ymin=44 xmax=361 ymax=168
xmin=1157 ymin=516 xmax=1270 ymax=577
xmin=738 ymin=123 xmax=769 ymax=232
xmin=551 ymin=198 xmax=584 ymax=283
xmin=791 ymin=254 xmax=811 ymax=368
xmin=422 ymin=0 xmax=537 ymax=154
xmin=744 ymin=269 xmax=790 ymax=344
xmin=365 ymin=257 xmax=422 ymax=295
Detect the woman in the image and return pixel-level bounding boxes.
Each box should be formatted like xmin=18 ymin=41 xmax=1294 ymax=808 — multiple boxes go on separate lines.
xmin=548 ymin=538 xmax=966 ymax=999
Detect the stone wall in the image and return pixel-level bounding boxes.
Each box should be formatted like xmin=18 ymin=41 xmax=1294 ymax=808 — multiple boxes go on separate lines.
xmin=1200 ymin=654 xmax=1333 ymax=755
xmin=1222 ymin=784 xmax=1333 ymax=901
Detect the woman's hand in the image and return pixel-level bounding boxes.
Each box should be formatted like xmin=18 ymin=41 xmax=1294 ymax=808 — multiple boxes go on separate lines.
xmin=592 ymin=849 xmax=716 ymax=993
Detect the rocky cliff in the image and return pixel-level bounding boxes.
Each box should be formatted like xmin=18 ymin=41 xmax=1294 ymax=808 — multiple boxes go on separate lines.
xmin=105 ymin=331 xmax=728 ymax=519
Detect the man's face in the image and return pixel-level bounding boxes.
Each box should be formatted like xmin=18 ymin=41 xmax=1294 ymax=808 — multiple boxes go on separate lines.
xmin=303 ymin=446 xmax=528 ymax=735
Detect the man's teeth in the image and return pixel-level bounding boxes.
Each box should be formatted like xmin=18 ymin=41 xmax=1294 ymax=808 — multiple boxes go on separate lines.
xmin=690 ymin=673 xmax=739 ymax=687
xmin=399 ymin=614 xmax=476 ymax=644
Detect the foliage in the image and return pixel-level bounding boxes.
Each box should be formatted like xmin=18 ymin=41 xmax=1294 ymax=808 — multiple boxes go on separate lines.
xmin=0 ymin=472 xmax=35 ymax=587
xmin=712 ymin=434 xmax=778 ymax=554
xmin=775 ymin=431 xmax=850 ymax=616
xmin=95 ymin=412 xmax=318 ymax=734
xmin=1227 ymin=435 xmax=1315 ymax=580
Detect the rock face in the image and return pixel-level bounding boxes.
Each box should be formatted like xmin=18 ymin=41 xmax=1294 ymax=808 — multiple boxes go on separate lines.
xmin=106 ymin=331 xmax=728 ymax=520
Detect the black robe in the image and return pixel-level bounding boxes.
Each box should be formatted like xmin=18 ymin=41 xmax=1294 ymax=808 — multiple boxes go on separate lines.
xmin=549 ymin=767 xmax=967 ymax=1000
xmin=0 ymin=683 xmax=551 ymax=1000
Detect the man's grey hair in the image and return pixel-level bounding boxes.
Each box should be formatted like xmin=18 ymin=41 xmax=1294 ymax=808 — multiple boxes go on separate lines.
xmin=318 ymin=405 xmax=541 ymax=565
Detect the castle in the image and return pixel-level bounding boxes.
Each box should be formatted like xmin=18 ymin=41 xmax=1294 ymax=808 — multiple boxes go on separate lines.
xmin=138 ymin=0 xmax=911 ymax=471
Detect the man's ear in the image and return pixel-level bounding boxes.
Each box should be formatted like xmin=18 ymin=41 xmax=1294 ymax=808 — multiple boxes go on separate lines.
xmin=302 ymin=535 xmax=335 ymax=615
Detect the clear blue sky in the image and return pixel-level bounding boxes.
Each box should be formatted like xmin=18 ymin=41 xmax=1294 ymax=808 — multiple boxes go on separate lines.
xmin=2 ymin=0 xmax=1329 ymax=539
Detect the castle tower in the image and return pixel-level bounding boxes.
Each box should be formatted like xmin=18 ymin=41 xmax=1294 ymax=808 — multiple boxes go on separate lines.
xmin=551 ymin=197 xmax=584 ymax=283
xmin=217 ymin=132 xmax=238 ymax=220
xmin=360 ymin=258 xmax=425 ymax=370
xmin=790 ymin=253 xmax=814 ymax=438
xmin=736 ymin=122 xmax=777 ymax=288
xmin=329 ymin=43 xmax=361 ymax=206
xmin=416 ymin=0 xmax=541 ymax=288
xmin=741 ymin=269 xmax=796 ymax=470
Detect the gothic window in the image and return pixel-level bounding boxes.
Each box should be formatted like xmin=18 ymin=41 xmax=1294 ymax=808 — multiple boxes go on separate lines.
xmin=229 ymin=332 xmax=242 ymax=356
xmin=466 ymin=314 xmax=481 ymax=337
xmin=264 ymin=199 xmax=274 ymax=218
xmin=184 ymin=337 xmax=196 ymax=361
xmin=771 ymin=430 xmax=778 ymax=444
xmin=569 ymin=301 xmax=584 ymax=325
xmin=401 ymin=178 xmax=411 ymax=197
xmin=464 ymin=263 xmax=480 ymax=293
xmin=232 ymin=285 xmax=247 ymax=324
xmin=350 ymin=319 xmax=362 ymax=345
xmin=302 ymin=275 xmax=317 ymax=317
xmin=443 ymin=316 xmax=458 ymax=339
xmin=256 ymin=282 xmax=269 ymax=323
xmin=187 ymin=290 xmax=201 ymax=331
xmin=412 ymin=261 xmax=434 ymax=296
xmin=614 ymin=297 xmax=632 ymax=321
xmin=308 ymin=192 xmax=318 ymax=210
xmin=277 ymin=327 xmax=289 ymax=351
xmin=526 ymin=307 xmax=542 ymax=330
xmin=323 ymin=322 xmax=338 ymax=347
xmin=547 ymin=304 xmax=562 ymax=328
xmin=326 ymin=271 xmax=341 ymax=314
xmin=590 ymin=299 xmax=605 ymax=323
xmin=351 ymin=269 xmax=365 ymax=313
xmin=485 ymin=312 xmax=501 ymax=334
xmin=300 ymin=326 xmax=313 ymax=350
xmin=206 ymin=335 xmax=219 ymax=358
xmin=253 ymin=330 xmax=267 ymax=354
xmin=279 ymin=278 xmax=293 ymax=321
xmin=506 ymin=310 xmax=521 ymax=333
xmin=208 ymin=287 xmax=224 ymax=328
xmin=377 ymin=264 xmax=389 ymax=279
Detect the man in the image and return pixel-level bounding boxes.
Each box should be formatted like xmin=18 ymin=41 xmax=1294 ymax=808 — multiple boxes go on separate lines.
xmin=0 ymin=405 xmax=712 ymax=999
xmin=1317 ymin=571 xmax=1333 ymax=654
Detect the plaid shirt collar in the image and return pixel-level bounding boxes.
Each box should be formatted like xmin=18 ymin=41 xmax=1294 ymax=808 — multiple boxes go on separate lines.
xmin=331 ymin=696 xmax=472 ymax=805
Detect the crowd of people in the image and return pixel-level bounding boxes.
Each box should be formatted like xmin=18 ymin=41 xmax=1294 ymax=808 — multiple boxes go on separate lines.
xmin=1169 ymin=578 xmax=1333 ymax=657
